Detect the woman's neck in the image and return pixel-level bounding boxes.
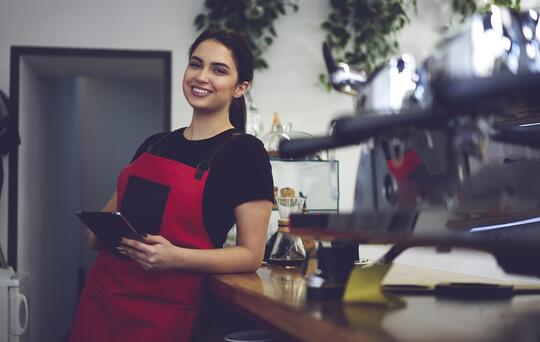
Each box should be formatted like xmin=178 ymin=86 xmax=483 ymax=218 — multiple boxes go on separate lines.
xmin=185 ymin=110 xmax=234 ymax=140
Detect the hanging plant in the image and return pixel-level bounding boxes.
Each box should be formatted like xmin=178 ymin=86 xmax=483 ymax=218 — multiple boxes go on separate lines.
xmin=320 ymin=0 xmax=521 ymax=89
xmin=321 ymin=0 xmax=417 ymax=81
xmin=451 ymin=0 xmax=521 ymax=20
xmin=194 ymin=0 xmax=299 ymax=70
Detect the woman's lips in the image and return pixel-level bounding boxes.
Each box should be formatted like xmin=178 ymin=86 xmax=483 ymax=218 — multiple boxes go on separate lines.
xmin=191 ymin=86 xmax=212 ymax=97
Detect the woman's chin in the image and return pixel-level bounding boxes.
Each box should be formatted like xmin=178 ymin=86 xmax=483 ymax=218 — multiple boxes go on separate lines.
xmin=186 ymin=98 xmax=209 ymax=109
xmin=190 ymin=104 xmax=219 ymax=115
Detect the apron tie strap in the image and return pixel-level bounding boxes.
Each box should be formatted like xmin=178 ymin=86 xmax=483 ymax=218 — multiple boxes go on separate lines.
xmin=194 ymin=133 xmax=241 ymax=179
xmin=144 ymin=129 xmax=241 ymax=180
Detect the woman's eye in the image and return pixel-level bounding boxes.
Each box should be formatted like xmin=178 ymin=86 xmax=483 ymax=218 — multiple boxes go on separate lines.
xmin=214 ymin=68 xmax=227 ymax=75
xmin=189 ymin=61 xmax=201 ymax=68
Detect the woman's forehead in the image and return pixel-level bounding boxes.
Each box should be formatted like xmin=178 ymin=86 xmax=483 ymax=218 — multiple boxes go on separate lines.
xmin=191 ymin=39 xmax=236 ymax=68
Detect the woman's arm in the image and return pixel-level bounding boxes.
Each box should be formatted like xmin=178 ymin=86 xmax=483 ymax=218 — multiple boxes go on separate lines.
xmin=119 ymin=199 xmax=272 ymax=273
xmin=85 ymin=191 xmax=117 ymax=250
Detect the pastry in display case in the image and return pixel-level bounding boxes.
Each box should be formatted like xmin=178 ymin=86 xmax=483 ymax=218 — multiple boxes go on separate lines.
xmin=263 ymin=142 xmax=339 ymax=267
xmin=270 ymin=159 xmax=339 ymax=213
xmin=225 ymin=115 xmax=339 ymax=257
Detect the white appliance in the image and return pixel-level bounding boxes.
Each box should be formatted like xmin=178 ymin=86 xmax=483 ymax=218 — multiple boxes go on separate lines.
xmin=0 ymin=267 xmax=29 ymax=342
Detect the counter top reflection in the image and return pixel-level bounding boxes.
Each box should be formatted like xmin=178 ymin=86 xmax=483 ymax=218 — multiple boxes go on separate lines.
xmin=209 ymin=262 xmax=540 ymax=342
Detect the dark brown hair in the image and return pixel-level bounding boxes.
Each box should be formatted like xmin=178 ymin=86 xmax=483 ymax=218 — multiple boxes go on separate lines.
xmin=189 ymin=30 xmax=254 ymax=133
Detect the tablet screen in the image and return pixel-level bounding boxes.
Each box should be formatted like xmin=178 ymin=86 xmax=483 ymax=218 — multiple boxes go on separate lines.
xmin=77 ymin=211 xmax=142 ymax=248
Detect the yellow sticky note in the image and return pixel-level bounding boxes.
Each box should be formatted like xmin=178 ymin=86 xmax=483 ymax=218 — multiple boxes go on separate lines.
xmin=343 ymin=263 xmax=405 ymax=308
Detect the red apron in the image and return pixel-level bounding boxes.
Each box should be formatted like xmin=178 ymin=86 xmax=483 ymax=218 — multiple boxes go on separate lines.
xmin=70 ymin=133 xmax=236 ymax=342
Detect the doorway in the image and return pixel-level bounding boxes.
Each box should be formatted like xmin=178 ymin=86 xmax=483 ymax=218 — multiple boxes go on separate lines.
xmin=8 ymin=46 xmax=171 ymax=341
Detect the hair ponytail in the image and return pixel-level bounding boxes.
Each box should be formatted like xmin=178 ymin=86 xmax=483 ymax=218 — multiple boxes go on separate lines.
xmin=189 ymin=30 xmax=254 ymax=134
xmin=229 ymin=95 xmax=247 ymax=133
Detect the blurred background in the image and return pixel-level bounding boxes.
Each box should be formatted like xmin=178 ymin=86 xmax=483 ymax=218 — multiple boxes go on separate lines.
xmin=2 ymin=1 xmax=540 ymax=341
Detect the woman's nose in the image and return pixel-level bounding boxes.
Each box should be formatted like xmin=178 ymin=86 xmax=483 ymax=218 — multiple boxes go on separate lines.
xmin=195 ymin=68 xmax=210 ymax=83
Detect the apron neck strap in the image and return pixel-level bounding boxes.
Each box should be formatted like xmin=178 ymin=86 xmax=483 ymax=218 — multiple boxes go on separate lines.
xmin=146 ymin=131 xmax=175 ymax=155
xmin=144 ymin=129 xmax=241 ymax=180
xmin=195 ymin=133 xmax=241 ymax=180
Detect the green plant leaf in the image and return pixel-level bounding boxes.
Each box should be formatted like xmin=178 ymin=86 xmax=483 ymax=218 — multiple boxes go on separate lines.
xmin=264 ymin=36 xmax=273 ymax=45
xmin=195 ymin=0 xmax=300 ymax=70
xmin=255 ymin=58 xmax=269 ymax=69
xmin=194 ymin=14 xmax=206 ymax=30
xmin=322 ymin=0 xmax=416 ymax=76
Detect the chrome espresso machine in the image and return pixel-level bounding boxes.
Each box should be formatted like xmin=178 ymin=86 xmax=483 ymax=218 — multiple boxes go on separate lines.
xmin=280 ymin=5 xmax=540 ymax=294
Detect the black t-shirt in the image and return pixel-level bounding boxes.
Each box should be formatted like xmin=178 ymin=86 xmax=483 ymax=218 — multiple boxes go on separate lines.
xmin=129 ymin=127 xmax=274 ymax=247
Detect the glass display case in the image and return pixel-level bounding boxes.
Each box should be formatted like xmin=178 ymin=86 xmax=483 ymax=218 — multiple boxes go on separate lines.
xmin=224 ymin=158 xmax=339 ymax=247
xmin=270 ymin=159 xmax=339 ymax=212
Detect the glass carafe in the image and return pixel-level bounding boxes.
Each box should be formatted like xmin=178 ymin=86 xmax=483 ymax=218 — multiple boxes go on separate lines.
xmin=269 ymin=197 xmax=306 ymax=267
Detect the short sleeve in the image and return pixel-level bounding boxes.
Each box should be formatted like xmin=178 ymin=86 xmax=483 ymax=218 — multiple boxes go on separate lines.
xmin=213 ymin=135 xmax=274 ymax=208
xmin=130 ymin=133 xmax=168 ymax=162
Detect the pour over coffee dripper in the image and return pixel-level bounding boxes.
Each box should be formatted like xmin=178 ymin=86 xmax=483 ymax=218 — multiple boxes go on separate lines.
xmin=268 ymin=197 xmax=306 ymax=267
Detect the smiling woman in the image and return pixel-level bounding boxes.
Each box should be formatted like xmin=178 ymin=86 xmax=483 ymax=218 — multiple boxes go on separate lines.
xmin=184 ymin=30 xmax=254 ymax=135
xmin=69 ymin=30 xmax=274 ymax=342
xmin=183 ymin=39 xmax=249 ymax=126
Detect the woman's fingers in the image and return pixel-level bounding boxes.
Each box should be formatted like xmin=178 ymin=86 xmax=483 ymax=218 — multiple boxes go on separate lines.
xmin=120 ymin=237 xmax=151 ymax=253
xmin=135 ymin=259 xmax=154 ymax=271
xmin=141 ymin=234 xmax=167 ymax=245
xmin=122 ymin=235 xmax=168 ymax=247
xmin=117 ymin=245 xmax=147 ymax=261
xmin=117 ymin=244 xmax=161 ymax=271
xmin=118 ymin=235 xmax=172 ymax=271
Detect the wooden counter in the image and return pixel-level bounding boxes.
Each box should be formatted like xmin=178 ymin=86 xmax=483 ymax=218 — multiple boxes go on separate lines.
xmin=208 ymin=262 xmax=540 ymax=342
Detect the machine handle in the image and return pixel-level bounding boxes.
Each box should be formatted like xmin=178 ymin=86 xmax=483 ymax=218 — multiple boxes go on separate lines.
xmin=333 ymin=109 xmax=438 ymax=142
xmin=279 ymin=109 xmax=441 ymax=158
xmin=493 ymin=126 xmax=540 ymax=149
xmin=279 ymin=135 xmax=345 ymax=159
xmin=323 ymin=42 xmax=338 ymax=73
xmin=434 ymin=74 xmax=540 ymax=109
xmin=10 ymin=292 xmax=28 ymax=336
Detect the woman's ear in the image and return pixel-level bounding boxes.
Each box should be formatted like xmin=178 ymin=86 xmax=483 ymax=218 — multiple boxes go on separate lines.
xmin=234 ymin=81 xmax=250 ymax=99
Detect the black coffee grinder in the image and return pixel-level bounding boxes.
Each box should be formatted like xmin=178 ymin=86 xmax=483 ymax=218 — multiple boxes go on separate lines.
xmin=306 ymin=242 xmax=358 ymax=300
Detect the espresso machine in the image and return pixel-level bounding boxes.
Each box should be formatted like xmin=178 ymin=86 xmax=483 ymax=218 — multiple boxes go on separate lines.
xmin=280 ymin=5 xmax=540 ymax=297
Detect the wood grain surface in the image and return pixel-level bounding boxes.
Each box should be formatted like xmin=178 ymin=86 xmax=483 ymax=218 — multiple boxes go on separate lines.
xmin=208 ymin=262 xmax=540 ymax=342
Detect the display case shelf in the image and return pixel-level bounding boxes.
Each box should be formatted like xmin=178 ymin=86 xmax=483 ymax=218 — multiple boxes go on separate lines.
xmin=270 ymin=159 xmax=339 ymax=212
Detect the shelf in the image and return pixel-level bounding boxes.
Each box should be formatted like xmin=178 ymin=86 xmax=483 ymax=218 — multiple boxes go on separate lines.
xmin=270 ymin=159 xmax=339 ymax=212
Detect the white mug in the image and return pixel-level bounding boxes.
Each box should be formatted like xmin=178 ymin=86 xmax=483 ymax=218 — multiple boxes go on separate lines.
xmin=9 ymin=288 xmax=28 ymax=337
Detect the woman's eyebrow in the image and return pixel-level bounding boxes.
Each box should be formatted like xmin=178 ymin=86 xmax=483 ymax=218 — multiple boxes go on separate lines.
xmin=190 ymin=55 xmax=231 ymax=70
xmin=211 ymin=62 xmax=231 ymax=70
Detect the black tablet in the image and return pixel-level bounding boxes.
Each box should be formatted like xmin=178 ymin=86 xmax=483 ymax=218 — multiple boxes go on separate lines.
xmin=77 ymin=211 xmax=144 ymax=248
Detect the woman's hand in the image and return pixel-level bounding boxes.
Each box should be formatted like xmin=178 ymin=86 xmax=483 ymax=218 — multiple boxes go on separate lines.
xmin=118 ymin=235 xmax=180 ymax=271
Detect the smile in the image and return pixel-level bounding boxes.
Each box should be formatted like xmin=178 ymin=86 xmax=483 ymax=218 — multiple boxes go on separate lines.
xmin=191 ymin=86 xmax=212 ymax=96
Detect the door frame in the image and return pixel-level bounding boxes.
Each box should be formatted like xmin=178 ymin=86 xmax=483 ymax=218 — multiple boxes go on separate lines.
xmin=8 ymin=46 xmax=172 ymax=269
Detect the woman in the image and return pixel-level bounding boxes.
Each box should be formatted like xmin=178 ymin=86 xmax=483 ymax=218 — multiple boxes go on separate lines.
xmin=69 ymin=30 xmax=274 ymax=342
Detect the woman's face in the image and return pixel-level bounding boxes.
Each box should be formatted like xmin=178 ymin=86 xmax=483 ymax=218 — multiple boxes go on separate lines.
xmin=182 ymin=39 xmax=247 ymax=114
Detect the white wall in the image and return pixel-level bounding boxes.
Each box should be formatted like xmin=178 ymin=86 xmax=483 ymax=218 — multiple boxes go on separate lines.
xmin=2 ymin=0 xmax=540 ymax=294
xmin=0 ymin=0 xmax=198 ymax=267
